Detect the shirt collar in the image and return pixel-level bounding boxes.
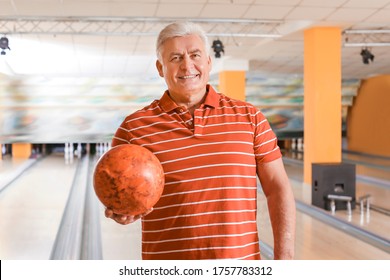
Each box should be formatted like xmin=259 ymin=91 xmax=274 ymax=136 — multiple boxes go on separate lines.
xmin=203 ymin=84 xmax=220 ymax=108
xmin=159 ymin=84 xmax=220 ymax=113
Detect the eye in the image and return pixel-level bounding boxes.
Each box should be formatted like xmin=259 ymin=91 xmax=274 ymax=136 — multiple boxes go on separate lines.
xmin=170 ymin=55 xmax=181 ymax=62
xmin=191 ymin=53 xmax=201 ymax=59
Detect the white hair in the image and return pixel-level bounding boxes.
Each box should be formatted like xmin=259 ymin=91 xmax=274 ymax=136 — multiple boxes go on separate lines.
xmin=156 ymin=21 xmax=210 ymax=61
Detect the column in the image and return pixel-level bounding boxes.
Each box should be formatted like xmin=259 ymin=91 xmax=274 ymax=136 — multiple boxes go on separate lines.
xmin=12 ymin=143 xmax=32 ymax=158
xmin=303 ymin=27 xmax=342 ymax=184
xmin=219 ymin=71 xmax=246 ymax=101
xmin=215 ymin=58 xmax=248 ymax=102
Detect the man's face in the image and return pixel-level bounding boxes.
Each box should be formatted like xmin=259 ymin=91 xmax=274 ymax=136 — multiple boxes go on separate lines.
xmin=156 ymin=34 xmax=212 ymax=101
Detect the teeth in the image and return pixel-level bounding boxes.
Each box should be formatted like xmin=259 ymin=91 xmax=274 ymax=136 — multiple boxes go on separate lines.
xmin=181 ymin=75 xmax=197 ymax=79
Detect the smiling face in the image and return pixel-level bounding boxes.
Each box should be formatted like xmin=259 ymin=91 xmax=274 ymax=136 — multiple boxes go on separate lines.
xmin=156 ymin=34 xmax=212 ymax=104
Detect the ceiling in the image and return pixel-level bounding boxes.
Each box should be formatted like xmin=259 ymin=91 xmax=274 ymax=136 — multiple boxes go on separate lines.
xmin=1 ymin=0 xmax=390 ymax=83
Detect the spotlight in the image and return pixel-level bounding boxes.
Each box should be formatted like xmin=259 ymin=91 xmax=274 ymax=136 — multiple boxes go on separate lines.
xmin=360 ymin=48 xmax=374 ymax=64
xmin=0 ymin=36 xmax=10 ymax=55
xmin=212 ymin=39 xmax=224 ymax=58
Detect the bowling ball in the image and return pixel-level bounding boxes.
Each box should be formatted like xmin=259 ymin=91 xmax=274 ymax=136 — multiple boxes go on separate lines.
xmin=93 ymin=144 xmax=164 ymax=216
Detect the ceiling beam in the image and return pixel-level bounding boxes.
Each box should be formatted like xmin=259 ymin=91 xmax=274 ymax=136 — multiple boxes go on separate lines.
xmin=0 ymin=16 xmax=283 ymax=38
xmin=343 ymin=29 xmax=390 ymax=47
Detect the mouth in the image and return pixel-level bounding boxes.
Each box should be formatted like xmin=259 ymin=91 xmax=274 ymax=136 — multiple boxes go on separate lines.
xmin=178 ymin=74 xmax=199 ymax=80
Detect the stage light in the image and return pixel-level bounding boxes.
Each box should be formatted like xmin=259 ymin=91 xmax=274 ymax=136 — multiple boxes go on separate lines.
xmin=360 ymin=48 xmax=374 ymax=64
xmin=212 ymin=39 xmax=224 ymax=58
xmin=0 ymin=36 xmax=10 ymax=55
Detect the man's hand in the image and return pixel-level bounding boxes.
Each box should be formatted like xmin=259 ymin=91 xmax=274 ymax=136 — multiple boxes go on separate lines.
xmin=104 ymin=208 xmax=153 ymax=225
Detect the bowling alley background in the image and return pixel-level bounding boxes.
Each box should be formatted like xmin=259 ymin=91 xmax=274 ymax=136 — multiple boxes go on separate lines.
xmin=0 ymin=74 xmax=360 ymax=144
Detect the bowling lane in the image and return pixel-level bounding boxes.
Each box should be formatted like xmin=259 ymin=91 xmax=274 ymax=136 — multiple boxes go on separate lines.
xmin=0 ymin=156 xmax=36 ymax=191
xmin=283 ymin=157 xmax=390 ymax=238
xmin=0 ymin=156 xmax=28 ymax=174
xmin=290 ymin=178 xmax=390 ymax=238
xmin=98 ymin=204 xmax=142 ymax=260
xmin=343 ymin=151 xmax=390 ymax=170
xmin=256 ymin=191 xmax=390 ymax=259
xmin=0 ymin=155 xmax=78 ymax=259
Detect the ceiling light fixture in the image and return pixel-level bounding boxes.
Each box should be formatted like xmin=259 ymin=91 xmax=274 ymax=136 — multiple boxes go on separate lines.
xmin=0 ymin=36 xmax=10 ymax=55
xmin=360 ymin=48 xmax=374 ymax=64
xmin=212 ymin=39 xmax=224 ymax=58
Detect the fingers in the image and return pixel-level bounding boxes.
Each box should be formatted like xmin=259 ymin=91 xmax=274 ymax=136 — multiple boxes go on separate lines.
xmin=115 ymin=214 xmax=134 ymax=225
xmin=104 ymin=208 xmax=114 ymax=218
xmin=104 ymin=208 xmax=153 ymax=225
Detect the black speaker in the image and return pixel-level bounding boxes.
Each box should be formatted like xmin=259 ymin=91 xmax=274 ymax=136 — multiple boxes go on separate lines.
xmin=312 ymin=163 xmax=356 ymax=211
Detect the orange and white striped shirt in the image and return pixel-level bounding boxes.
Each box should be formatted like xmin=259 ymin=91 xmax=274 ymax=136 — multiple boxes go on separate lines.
xmin=112 ymin=85 xmax=281 ymax=260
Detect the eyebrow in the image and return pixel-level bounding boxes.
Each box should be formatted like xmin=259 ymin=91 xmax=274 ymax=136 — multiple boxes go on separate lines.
xmin=168 ymin=48 xmax=202 ymax=57
xmin=189 ymin=48 xmax=202 ymax=55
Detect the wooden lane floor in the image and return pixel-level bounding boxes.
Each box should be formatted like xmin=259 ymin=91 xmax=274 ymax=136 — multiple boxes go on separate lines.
xmin=283 ymin=154 xmax=390 ymax=234
xmin=0 ymin=156 xmax=36 ymax=191
xmin=99 ymin=203 xmax=142 ymax=260
xmin=257 ymin=191 xmax=390 ymax=259
xmin=285 ymin=177 xmax=390 ymax=239
xmin=0 ymin=155 xmax=78 ymax=259
xmin=343 ymin=151 xmax=390 ymax=169
xmin=0 ymin=156 xmax=28 ymax=174
xmin=279 ymin=153 xmax=390 ymax=259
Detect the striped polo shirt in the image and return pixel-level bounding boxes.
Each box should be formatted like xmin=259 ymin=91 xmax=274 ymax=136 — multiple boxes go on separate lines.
xmin=111 ymin=85 xmax=281 ymax=260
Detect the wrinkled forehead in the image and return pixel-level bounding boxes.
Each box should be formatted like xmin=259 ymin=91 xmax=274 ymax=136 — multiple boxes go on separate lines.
xmin=160 ymin=34 xmax=207 ymax=57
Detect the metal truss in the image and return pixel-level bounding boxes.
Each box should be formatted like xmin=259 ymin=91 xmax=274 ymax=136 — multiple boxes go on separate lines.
xmin=0 ymin=16 xmax=283 ymax=38
xmin=343 ymin=29 xmax=390 ymax=47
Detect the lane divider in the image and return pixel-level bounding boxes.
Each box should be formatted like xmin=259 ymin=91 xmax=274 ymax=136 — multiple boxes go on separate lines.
xmin=0 ymin=157 xmax=41 ymax=193
xmin=50 ymin=155 xmax=89 ymax=259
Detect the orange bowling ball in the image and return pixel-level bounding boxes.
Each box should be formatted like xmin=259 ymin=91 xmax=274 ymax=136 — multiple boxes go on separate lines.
xmin=93 ymin=144 xmax=164 ymax=216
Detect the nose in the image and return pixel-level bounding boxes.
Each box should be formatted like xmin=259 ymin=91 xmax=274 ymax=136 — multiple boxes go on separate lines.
xmin=180 ymin=54 xmax=193 ymax=70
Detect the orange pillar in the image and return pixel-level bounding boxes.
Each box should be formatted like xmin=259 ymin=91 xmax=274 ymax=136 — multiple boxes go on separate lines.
xmin=303 ymin=27 xmax=342 ymax=184
xmin=219 ymin=70 xmax=246 ymax=101
xmin=12 ymin=143 xmax=32 ymax=158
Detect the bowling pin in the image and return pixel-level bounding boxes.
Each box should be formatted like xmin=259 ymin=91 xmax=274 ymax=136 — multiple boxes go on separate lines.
xmin=69 ymin=143 xmax=74 ymax=157
xmin=297 ymin=138 xmax=303 ymax=151
xmin=70 ymin=143 xmax=74 ymax=163
xmin=77 ymin=143 xmax=82 ymax=158
xmin=64 ymin=143 xmax=69 ymax=164
xmin=291 ymin=138 xmax=296 ymax=150
xmin=97 ymin=143 xmax=101 ymax=156
xmin=347 ymin=201 xmax=352 ymax=219
xmin=366 ymin=198 xmax=370 ymax=221
xmin=330 ymin=200 xmax=336 ymax=215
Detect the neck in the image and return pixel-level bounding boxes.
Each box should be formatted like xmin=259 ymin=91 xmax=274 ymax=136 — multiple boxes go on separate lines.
xmin=177 ymin=97 xmax=203 ymax=116
xmin=170 ymin=88 xmax=208 ymax=116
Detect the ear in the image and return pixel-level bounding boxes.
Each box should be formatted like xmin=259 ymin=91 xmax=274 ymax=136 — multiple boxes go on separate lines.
xmin=207 ymin=55 xmax=212 ymax=72
xmin=156 ymin=60 xmax=164 ymax=77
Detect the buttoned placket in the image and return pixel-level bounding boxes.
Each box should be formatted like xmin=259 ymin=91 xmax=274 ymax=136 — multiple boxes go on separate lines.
xmin=192 ymin=105 xmax=208 ymax=135
xmin=177 ymin=107 xmax=194 ymax=130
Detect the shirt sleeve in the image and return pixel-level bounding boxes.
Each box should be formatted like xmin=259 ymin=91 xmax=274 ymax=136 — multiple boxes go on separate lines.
xmin=111 ymin=117 xmax=131 ymax=147
xmin=253 ymin=109 xmax=282 ymax=164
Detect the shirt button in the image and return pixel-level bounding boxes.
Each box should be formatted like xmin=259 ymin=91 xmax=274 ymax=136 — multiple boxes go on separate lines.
xmin=188 ymin=121 xmax=193 ymax=126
